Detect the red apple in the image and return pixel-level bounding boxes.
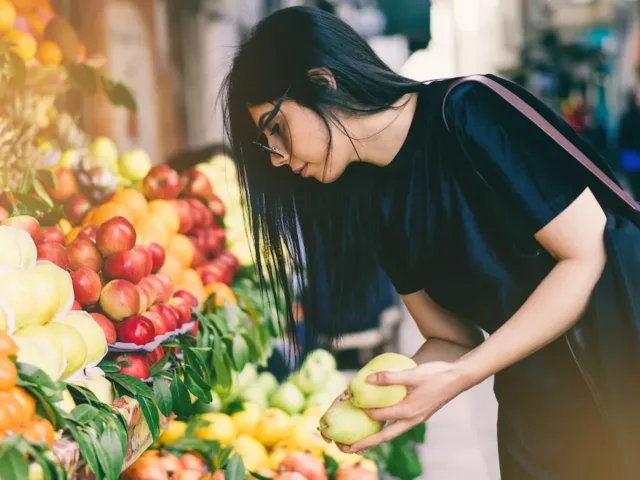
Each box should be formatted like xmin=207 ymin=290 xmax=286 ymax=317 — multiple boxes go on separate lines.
xmin=186 ymin=199 xmax=205 ymax=228
xmin=147 ymin=345 xmax=165 ymax=364
xmin=147 ymin=242 xmax=166 ymax=273
xmin=99 ymin=279 xmax=140 ymax=321
xmin=40 ymin=226 xmax=65 ymax=245
xmin=135 ymin=286 xmax=149 ymax=314
xmin=36 ymin=242 xmax=69 ymax=270
xmin=96 ymin=216 xmax=136 ymax=256
xmin=175 ymin=199 xmax=194 ymax=234
xmin=154 ymin=272 xmax=174 ymax=303
xmin=173 ymin=290 xmax=198 ymax=309
xmin=180 ymin=453 xmax=206 ymax=472
xmin=208 ymin=195 xmax=226 ymax=218
xmin=78 ymin=225 xmax=98 ymax=242
xmin=89 ymin=312 xmax=117 ymax=344
xmin=67 ymin=238 xmax=103 ymax=272
xmin=200 ymin=270 xmax=221 ymax=286
xmin=180 ymin=168 xmax=214 ymax=201
xmin=168 ymin=297 xmax=191 ymax=326
xmin=133 ymin=245 xmax=153 ymax=276
xmin=218 ymin=251 xmax=239 ymax=270
xmin=71 ymin=300 xmax=82 ymax=311
xmin=137 ymin=278 xmax=157 ymax=307
xmin=141 ymin=311 xmax=167 ymax=336
xmin=335 ymin=464 xmax=377 ymax=480
xmin=103 ymin=250 xmax=146 ymax=284
xmin=0 ymin=206 xmax=8 ymax=223
xmin=143 ymin=165 xmax=181 ymax=200
xmin=64 ymin=194 xmax=91 ymax=226
xmin=115 ymin=354 xmax=150 ymax=379
xmin=116 ymin=315 xmax=156 ymax=345
xmin=142 ymin=275 xmax=165 ymax=303
xmin=149 ymin=303 xmax=178 ymax=332
xmin=190 ymin=246 xmax=206 ymax=268
xmin=44 ymin=166 xmax=78 ymax=203
xmin=71 ymin=268 xmax=102 ymax=306
xmin=188 ymin=319 xmax=199 ymax=337
xmin=5 ymin=215 xmax=41 ymax=243
xmin=281 ymin=452 xmax=327 ymax=480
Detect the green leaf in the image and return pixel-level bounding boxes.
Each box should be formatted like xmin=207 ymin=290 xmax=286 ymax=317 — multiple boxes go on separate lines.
xmin=137 ymin=395 xmax=161 ymax=440
xmin=224 ymin=454 xmax=245 ymax=480
xmin=102 ymin=77 xmax=137 ymax=112
xmin=183 ymin=347 xmax=208 ymax=381
xmin=251 ymin=473 xmax=271 ymax=480
xmin=323 ymin=453 xmax=340 ymax=478
xmin=31 ymin=178 xmax=53 ymax=208
xmin=97 ymin=359 xmax=121 ymax=374
xmin=153 ymin=378 xmax=173 ymax=417
xmin=212 ymin=351 xmax=231 ymax=389
xmin=0 ymin=445 xmax=29 ymax=480
xmin=108 ymin=373 xmax=155 ymax=399
xmin=408 ymin=422 xmax=427 ymax=444
xmin=72 ymin=404 xmax=100 ymax=423
xmin=96 ymin=426 xmax=125 ymax=480
xmin=69 ymin=425 xmax=102 ymax=478
xmin=387 ymin=445 xmax=422 ymax=480
xmin=149 ymin=349 xmax=172 ymax=377
xmin=242 ymin=333 xmax=261 ymax=362
xmin=170 ymin=375 xmax=193 ymax=419
xmin=231 ymin=335 xmax=249 ymax=371
xmin=10 ymin=193 xmax=51 ymax=214
xmin=66 ymin=62 xmax=99 ymax=94
xmin=185 ymin=366 xmax=212 ymax=404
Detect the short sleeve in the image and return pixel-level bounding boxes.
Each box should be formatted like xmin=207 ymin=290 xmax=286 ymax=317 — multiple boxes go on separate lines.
xmin=444 ymin=80 xmax=591 ymax=235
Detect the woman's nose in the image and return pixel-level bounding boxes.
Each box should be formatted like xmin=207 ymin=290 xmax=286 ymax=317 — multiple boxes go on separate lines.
xmin=271 ymin=150 xmax=289 ymax=167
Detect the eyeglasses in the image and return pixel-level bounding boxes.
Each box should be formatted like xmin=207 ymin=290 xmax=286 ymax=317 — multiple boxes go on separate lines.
xmin=252 ymin=89 xmax=290 ymax=159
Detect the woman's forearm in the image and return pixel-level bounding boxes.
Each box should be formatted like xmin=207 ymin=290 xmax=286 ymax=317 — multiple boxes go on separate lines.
xmin=413 ymin=338 xmax=472 ymax=365
xmin=454 ymin=255 xmax=606 ymax=388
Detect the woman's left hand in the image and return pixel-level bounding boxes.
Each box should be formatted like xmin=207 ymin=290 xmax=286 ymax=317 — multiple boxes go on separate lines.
xmin=341 ymin=361 xmax=468 ymax=454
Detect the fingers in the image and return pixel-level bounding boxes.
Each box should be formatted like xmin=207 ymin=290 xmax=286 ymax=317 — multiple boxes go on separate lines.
xmin=366 ymin=399 xmax=417 ymax=422
xmin=367 ymin=368 xmax=418 ymax=387
xmin=345 ymin=419 xmax=416 ymax=453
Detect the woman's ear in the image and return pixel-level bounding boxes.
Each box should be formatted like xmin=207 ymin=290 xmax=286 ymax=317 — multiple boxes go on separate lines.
xmin=308 ymin=67 xmax=337 ymax=90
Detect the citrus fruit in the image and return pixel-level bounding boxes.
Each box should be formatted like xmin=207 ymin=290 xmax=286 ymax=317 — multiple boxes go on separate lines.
xmin=135 ymin=218 xmax=170 ymax=248
xmin=57 ymin=217 xmax=72 ymax=235
xmin=158 ymin=420 xmax=187 ymax=446
xmin=9 ymin=386 xmax=35 ymax=419
xmin=0 ymin=405 xmax=12 ymax=430
xmin=0 ymin=1 xmax=16 ymax=32
xmin=66 ymin=226 xmax=81 ymax=244
xmin=10 ymin=0 xmax=36 ymax=14
xmin=23 ymin=416 xmax=55 ymax=445
xmin=253 ymin=408 xmax=291 ymax=447
xmin=167 ymin=234 xmax=195 ymax=268
xmin=194 ymin=413 xmax=236 ymax=445
xmin=204 ymin=282 xmax=237 ymax=308
xmin=26 ymin=12 xmax=45 ymax=36
xmin=111 ymin=189 xmax=148 ymax=221
xmin=2 ymin=29 xmax=36 ymax=60
xmin=160 ymin=255 xmax=184 ymax=285
xmin=35 ymin=40 xmax=61 ymax=65
xmin=0 ymin=357 xmax=17 ymax=390
xmin=147 ymin=200 xmax=180 ymax=234
xmin=231 ymin=403 xmax=260 ymax=437
xmin=0 ymin=332 xmax=18 ymax=356
xmin=89 ymin=202 xmax=135 ymax=226
xmin=233 ymin=435 xmax=268 ymax=472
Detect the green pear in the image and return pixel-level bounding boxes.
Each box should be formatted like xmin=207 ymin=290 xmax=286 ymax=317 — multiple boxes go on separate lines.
xmin=349 ymin=353 xmax=417 ymax=409
xmin=319 ymin=398 xmax=383 ymax=446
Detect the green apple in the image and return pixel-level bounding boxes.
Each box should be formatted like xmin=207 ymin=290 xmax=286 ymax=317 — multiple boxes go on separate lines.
xmin=242 ymin=385 xmax=268 ymax=411
xmin=270 ymin=382 xmax=305 ymax=415
xmin=305 ymin=391 xmax=335 ymax=411
xmin=118 ymin=148 xmax=152 ymax=181
xmin=304 ymin=349 xmax=337 ymax=373
xmin=295 ymin=363 xmax=330 ymax=396
xmin=238 ymin=363 xmax=258 ymax=392
xmin=256 ymin=372 xmax=278 ymax=395
xmin=88 ymin=136 xmax=119 ymax=174
xmin=196 ymin=389 xmax=222 ymax=413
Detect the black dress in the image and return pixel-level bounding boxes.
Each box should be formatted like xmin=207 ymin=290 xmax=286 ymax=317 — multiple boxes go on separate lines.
xmin=377 ymin=76 xmax=636 ymax=479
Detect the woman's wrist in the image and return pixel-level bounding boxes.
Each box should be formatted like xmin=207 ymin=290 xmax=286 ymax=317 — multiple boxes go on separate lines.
xmin=451 ymin=353 xmax=487 ymax=391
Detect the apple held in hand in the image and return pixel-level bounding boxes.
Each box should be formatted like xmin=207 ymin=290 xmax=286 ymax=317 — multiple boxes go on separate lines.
xmin=116 ymin=353 xmax=150 ymax=380
xmin=96 ymin=216 xmax=136 ymax=256
xmin=116 ymin=315 xmax=156 ymax=345
xmin=100 ymin=279 xmax=140 ymax=321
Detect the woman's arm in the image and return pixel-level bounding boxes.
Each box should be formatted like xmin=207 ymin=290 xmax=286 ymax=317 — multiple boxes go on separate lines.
xmin=412 ymin=338 xmax=471 ymax=364
xmin=402 ymin=291 xmax=481 ymax=349
xmin=455 ymin=187 xmax=607 ymax=386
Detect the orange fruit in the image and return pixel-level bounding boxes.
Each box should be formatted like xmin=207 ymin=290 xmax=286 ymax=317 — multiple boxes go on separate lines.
xmin=26 ymin=12 xmax=46 ymax=37
xmin=204 ymin=282 xmax=236 ymax=307
xmin=0 ymin=357 xmax=17 ymax=391
xmin=161 ymin=255 xmax=184 ymax=285
xmin=0 ymin=1 xmax=17 ymax=32
xmin=0 ymin=405 xmax=13 ymax=431
xmin=9 ymin=387 xmax=35 ymax=420
xmin=77 ymin=42 xmax=86 ymax=61
xmin=23 ymin=416 xmax=55 ymax=446
xmin=10 ymin=0 xmax=35 ymax=13
xmin=166 ymin=234 xmax=195 ymax=268
xmin=147 ymin=200 xmax=180 ymax=234
xmin=0 ymin=332 xmax=18 ymax=356
xmin=182 ymin=268 xmax=203 ymax=287
xmin=81 ymin=208 xmax=95 ymax=227
xmin=65 ymin=226 xmax=81 ymax=244
xmin=135 ymin=219 xmax=170 ymax=249
xmin=35 ymin=40 xmax=61 ymax=65
xmin=111 ymin=189 xmax=148 ymax=221
xmin=2 ymin=29 xmax=37 ymax=60
xmin=89 ymin=202 xmax=135 ymax=226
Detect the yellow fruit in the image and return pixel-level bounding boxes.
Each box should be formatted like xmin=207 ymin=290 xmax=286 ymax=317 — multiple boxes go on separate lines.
xmin=57 ymin=218 xmax=72 ymax=235
xmin=253 ymin=408 xmax=291 ymax=448
xmin=291 ymin=415 xmax=326 ymax=457
xmin=26 ymin=12 xmax=45 ymax=37
xmin=159 ymin=420 xmax=187 ymax=445
xmin=302 ymin=407 xmax=325 ymax=420
xmin=231 ymin=403 xmax=261 ymax=437
xmin=57 ymin=311 xmax=107 ymax=365
xmin=319 ymin=399 xmax=383 ymax=446
xmin=204 ymin=282 xmax=237 ymax=308
xmin=45 ymin=323 xmax=88 ymax=379
xmin=135 ymin=219 xmax=170 ymax=249
xmin=0 ymin=1 xmax=16 ymax=32
xmin=195 ymin=413 xmax=236 ymax=445
xmin=350 ymin=353 xmax=417 ymax=409
xmin=267 ymin=447 xmax=289 ymax=471
xmin=2 ymin=29 xmax=36 ymax=60
xmin=166 ymin=234 xmax=195 ymax=268
xmin=160 ymin=255 xmax=184 ymax=286
xmin=36 ymin=40 xmax=62 ymax=65
xmin=111 ymin=189 xmax=148 ymax=221
xmin=10 ymin=0 xmax=35 ymax=14
xmin=89 ymin=202 xmax=135 ymax=226
xmin=233 ymin=435 xmax=268 ymax=472
xmin=34 ymin=261 xmax=74 ymax=321
xmin=147 ymin=200 xmax=180 ymax=234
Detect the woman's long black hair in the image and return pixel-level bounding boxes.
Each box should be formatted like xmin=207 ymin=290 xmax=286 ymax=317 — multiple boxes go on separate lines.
xmin=221 ymin=6 xmax=425 ymax=346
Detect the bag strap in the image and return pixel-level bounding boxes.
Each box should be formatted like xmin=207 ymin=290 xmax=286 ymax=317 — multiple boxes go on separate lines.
xmin=442 ymin=74 xmax=640 ymax=212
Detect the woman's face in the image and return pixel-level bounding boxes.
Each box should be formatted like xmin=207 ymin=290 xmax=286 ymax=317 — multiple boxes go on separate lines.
xmin=248 ymin=100 xmax=354 ymax=183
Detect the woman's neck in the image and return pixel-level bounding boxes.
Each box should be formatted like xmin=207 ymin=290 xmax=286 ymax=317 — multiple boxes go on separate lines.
xmin=346 ymin=93 xmax=419 ymax=167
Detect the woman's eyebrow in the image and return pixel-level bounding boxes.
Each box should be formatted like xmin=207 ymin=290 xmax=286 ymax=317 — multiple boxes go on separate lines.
xmin=257 ymin=109 xmax=274 ymax=130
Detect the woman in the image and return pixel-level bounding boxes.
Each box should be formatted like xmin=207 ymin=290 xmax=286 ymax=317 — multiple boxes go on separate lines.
xmin=222 ymin=6 xmax=640 ymax=479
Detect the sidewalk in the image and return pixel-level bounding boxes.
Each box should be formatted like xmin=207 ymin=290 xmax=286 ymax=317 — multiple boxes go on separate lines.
xmin=398 ymin=311 xmax=500 ymax=480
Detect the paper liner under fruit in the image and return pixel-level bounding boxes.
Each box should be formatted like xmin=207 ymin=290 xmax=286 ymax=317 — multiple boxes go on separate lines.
xmin=108 ymin=321 xmax=196 ymax=353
